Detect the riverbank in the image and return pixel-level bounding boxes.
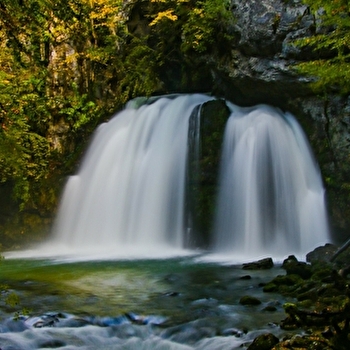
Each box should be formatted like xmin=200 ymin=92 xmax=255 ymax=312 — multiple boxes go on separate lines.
xmin=249 ymin=243 xmax=350 ymax=350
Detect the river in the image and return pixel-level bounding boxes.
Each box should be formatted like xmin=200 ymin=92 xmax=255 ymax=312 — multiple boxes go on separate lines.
xmin=0 ymin=255 xmax=296 ymax=349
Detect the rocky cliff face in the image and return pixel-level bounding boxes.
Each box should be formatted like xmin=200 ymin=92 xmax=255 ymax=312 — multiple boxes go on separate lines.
xmin=206 ymin=0 xmax=350 ymax=241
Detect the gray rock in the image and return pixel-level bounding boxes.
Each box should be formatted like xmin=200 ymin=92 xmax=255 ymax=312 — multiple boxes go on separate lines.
xmin=242 ymin=257 xmax=274 ymax=270
xmin=306 ymin=244 xmax=338 ymax=263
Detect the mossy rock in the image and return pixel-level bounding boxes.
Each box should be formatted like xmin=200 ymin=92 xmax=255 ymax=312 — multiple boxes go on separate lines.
xmin=274 ymin=334 xmax=333 ymax=349
xmin=311 ymin=268 xmax=334 ymax=281
xmin=239 ymin=295 xmax=262 ymax=306
xmin=280 ymin=315 xmax=300 ymax=330
xmin=297 ymin=289 xmax=318 ymax=302
xmin=297 ymin=299 xmax=314 ymax=309
xmin=262 ymin=305 xmax=277 ymax=312
xmin=265 ymin=274 xmax=303 ymax=295
xmin=247 ymin=333 xmax=279 ymax=350
xmin=271 ymin=274 xmax=303 ymax=287
xmin=263 ymin=283 xmax=278 ymax=293
xmin=294 ymin=281 xmax=318 ymax=295
xmin=283 ymin=260 xmax=312 ymax=279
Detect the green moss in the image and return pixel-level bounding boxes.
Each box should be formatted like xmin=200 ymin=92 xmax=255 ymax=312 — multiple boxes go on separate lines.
xmin=186 ymin=99 xmax=231 ymax=247
xmin=239 ymin=295 xmax=262 ymax=306
xmin=263 ymin=283 xmax=278 ymax=293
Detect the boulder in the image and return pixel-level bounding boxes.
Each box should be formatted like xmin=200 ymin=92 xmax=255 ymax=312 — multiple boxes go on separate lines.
xmin=247 ymin=333 xmax=279 ymax=350
xmin=306 ymin=244 xmax=338 ymax=263
xmin=282 ymin=255 xmax=312 ymax=279
xmin=239 ymin=295 xmax=262 ymax=305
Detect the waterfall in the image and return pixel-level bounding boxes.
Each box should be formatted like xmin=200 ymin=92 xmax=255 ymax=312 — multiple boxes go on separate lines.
xmin=212 ymin=103 xmax=329 ymax=259
xmin=25 ymin=94 xmax=329 ymax=260
xmin=50 ymin=94 xmax=213 ymax=257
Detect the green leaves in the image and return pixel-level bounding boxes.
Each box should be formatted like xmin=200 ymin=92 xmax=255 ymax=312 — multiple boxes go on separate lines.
xmin=296 ymin=1 xmax=350 ymax=94
xmin=181 ymin=0 xmax=232 ymax=54
xmin=146 ymin=0 xmax=233 ymax=54
xmin=0 ymin=0 xmax=234 ymax=212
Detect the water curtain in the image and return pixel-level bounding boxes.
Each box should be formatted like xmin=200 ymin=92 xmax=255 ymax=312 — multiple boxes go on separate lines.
xmin=51 ymin=94 xmax=329 ymax=258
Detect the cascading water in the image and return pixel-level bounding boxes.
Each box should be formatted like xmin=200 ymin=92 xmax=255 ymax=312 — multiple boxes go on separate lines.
xmin=49 ymin=94 xmax=213 ymax=258
xmin=212 ymin=103 xmax=329 ymax=259
xmin=13 ymin=94 xmax=329 ymax=260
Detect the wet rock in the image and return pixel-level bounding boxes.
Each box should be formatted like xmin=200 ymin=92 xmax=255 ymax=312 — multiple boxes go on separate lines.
xmin=239 ymin=295 xmax=262 ymax=305
xmin=262 ymin=305 xmax=277 ymax=312
xmin=274 ymin=334 xmax=333 ymax=349
xmin=282 ymin=255 xmax=312 ymax=279
xmin=186 ymin=99 xmax=231 ymax=247
xmin=25 ymin=313 xmax=60 ymax=328
xmin=247 ymin=333 xmax=279 ymax=350
xmin=125 ymin=312 xmax=167 ymax=325
xmin=282 ymin=254 xmax=298 ymax=265
xmin=221 ymin=327 xmax=245 ymax=337
xmin=263 ymin=283 xmax=278 ymax=292
xmin=306 ymin=244 xmax=338 ymax=263
xmin=239 ymin=275 xmax=252 ymax=280
xmin=38 ymin=339 xmax=66 ymax=348
xmin=242 ymin=257 xmax=274 ymax=270
xmin=263 ymin=273 xmax=303 ymax=294
xmin=296 ymin=288 xmax=318 ymax=302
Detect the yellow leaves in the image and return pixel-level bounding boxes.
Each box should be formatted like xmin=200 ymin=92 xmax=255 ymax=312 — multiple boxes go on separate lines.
xmin=193 ymin=8 xmax=204 ymax=17
xmin=150 ymin=10 xmax=178 ymax=26
xmin=89 ymin=5 xmax=120 ymax=21
xmin=149 ymin=0 xmax=191 ymax=25
xmin=151 ymin=0 xmax=189 ymax=2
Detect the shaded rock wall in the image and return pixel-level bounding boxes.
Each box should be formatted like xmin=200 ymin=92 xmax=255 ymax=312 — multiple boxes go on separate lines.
xmin=186 ymin=99 xmax=231 ymax=248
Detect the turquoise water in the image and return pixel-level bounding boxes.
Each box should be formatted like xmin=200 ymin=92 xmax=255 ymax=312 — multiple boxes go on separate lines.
xmin=0 ymin=257 xmax=293 ymax=349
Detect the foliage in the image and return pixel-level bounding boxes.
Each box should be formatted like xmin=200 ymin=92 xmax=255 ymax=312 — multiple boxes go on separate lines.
xmin=296 ymin=0 xmax=350 ymax=94
xmin=181 ymin=0 xmax=233 ymax=54
xmin=0 ymin=0 xmax=234 ymax=243
xmin=149 ymin=0 xmax=232 ymax=54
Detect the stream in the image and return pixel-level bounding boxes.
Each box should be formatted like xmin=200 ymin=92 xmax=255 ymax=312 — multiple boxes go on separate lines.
xmin=0 ymin=256 xmax=296 ymax=349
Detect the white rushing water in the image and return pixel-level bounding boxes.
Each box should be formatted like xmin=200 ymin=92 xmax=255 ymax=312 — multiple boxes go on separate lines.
xmin=212 ymin=103 xmax=329 ymax=259
xmin=6 ymin=94 xmax=330 ymax=261
xmin=48 ymin=94 xmax=213 ymax=258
